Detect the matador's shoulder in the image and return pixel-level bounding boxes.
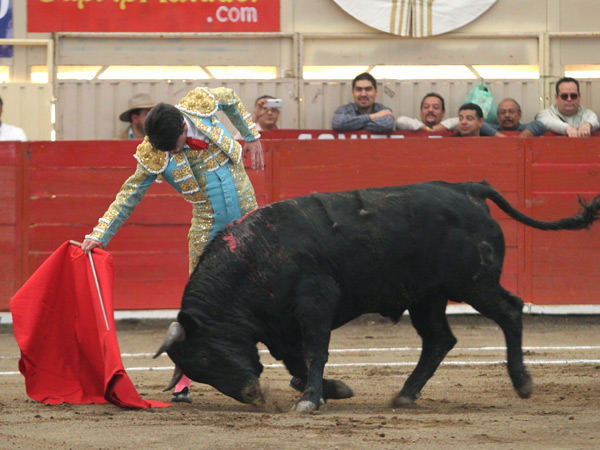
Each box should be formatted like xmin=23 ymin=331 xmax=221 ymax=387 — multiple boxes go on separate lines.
xmin=133 ymin=136 xmax=169 ymax=174
xmin=176 ymin=87 xmax=219 ymax=118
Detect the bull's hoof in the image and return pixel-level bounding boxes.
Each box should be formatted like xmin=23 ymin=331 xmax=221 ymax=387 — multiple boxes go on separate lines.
xmin=392 ymin=392 xmax=420 ymax=409
xmin=516 ymin=376 xmax=533 ymax=399
xmin=292 ymin=400 xmax=319 ymax=413
xmin=323 ymin=380 xmax=354 ymax=400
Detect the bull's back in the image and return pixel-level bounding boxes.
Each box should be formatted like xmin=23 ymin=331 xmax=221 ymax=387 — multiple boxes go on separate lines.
xmin=242 ymin=183 xmax=504 ymax=306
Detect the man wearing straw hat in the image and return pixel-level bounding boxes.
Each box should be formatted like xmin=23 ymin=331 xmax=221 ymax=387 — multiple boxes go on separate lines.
xmin=118 ymin=93 xmax=155 ymax=140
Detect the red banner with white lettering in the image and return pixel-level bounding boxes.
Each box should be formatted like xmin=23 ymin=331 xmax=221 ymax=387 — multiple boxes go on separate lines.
xmin=27 ymin=0 xmax=280 ymax=33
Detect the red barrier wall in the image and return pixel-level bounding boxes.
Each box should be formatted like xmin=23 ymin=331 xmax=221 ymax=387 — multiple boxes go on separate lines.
xmin=0 ymin=142 xmax=28 ymax=307
xmin=1 ymin=137 xmax=599 ymax=311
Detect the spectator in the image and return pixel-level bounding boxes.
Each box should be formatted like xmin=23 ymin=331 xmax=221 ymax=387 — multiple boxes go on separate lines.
xmin=492 ymin=98 xmax=546 ymax=137
xmin=535 ymin=77 xmax=599 ymax=138
xmin=456 ymin=103 xmax=485 ymax=137
xmin=234 ymin=95 xmax=279 ymax=139
xmin=118 ymin=93 xmax=155 ymax=140
xmin=396 ymin=92 xmax=498 ymax=136
xmin=0 ymin=96 xmax=27 ymax=141
xmin=252 ymin=95 xmax=280 ymax=132
xmin=81 ymin=86 xmax=264 ymax=404
xmin=332 ymin=72 xmax=394 ymax=133
xmin=396 ymin=92 xmax=449 ymax=131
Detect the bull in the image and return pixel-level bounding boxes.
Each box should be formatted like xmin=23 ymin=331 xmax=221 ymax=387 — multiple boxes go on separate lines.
xmin=154 ymin=181 xmax=600 ymax=412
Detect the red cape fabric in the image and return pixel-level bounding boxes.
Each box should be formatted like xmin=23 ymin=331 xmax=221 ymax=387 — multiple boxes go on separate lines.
xmin=10 ymin=241 xmax=169 ymax=409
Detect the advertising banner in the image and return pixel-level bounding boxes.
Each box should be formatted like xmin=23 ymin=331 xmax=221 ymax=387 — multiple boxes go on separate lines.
xmin=28 ymin=0 xmax=280 ymax=33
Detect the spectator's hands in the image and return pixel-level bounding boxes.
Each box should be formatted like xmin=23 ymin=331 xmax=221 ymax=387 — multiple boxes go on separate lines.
xmin=431 ymin=124 xmax=450 ymax=132
xmin=566 ymin=125 xmax=579 ymax=138
xmin=577 ymin=122 xmax=592 ymax=138
xmin=81 ymin=238 xmax=100 ymax=254
xmin=519 ymin=129 xmax=534 ymax=138
xmin=252 ymin=98 xmax=269 ymax=122
xmin=244 ymin=140 xmax=265 ymax=171
xmin=369 ymin=109 xmax=394 ymax=120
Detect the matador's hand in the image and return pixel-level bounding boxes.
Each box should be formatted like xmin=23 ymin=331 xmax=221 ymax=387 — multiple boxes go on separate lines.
xmin=81 ymin=238 xmax=100 ymax=254
xmin=244 ymin=140 xmax=265 ymax=171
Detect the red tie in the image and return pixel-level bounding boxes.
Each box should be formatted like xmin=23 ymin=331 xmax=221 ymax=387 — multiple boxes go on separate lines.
xmin=185 ymin=137 xmax=209 ymax=150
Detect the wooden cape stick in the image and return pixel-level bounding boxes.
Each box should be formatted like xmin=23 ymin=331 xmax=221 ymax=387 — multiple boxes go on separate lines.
xmin=69 ymin=240 xmax=110 ymax=331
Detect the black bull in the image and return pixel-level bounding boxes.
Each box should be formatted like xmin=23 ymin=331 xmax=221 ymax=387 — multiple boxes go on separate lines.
xmin=155 ymin=181 xmax=600 ymax=412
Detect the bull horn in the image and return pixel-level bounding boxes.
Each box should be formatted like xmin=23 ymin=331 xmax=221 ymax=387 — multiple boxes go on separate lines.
xmin=162 ymin=365 xmax=185 ymax=392
xmin=153 ymin=321 xmax=186 ymax=359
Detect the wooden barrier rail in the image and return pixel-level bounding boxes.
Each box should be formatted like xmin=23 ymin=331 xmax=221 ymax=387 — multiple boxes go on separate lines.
xmin=1 ymin=136 xmax=599 ymax=311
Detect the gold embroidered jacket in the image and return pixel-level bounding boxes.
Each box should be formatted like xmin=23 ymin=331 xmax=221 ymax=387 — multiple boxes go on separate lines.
xmin=86 ymin=87 xmax=260 ymax=247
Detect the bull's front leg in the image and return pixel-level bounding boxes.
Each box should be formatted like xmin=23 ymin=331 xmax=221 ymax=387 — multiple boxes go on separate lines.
xmin=292 ymin=345 xmax=329 ymax=413
xmin=291 ymin=279 xmax=339 ymax=413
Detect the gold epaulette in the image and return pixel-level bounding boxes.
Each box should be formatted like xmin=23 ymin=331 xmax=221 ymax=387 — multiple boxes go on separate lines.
xmin=176 ymin=87 xmax=219 ymax=118
xmin=133 ymin=136 xmax=169 ymax=174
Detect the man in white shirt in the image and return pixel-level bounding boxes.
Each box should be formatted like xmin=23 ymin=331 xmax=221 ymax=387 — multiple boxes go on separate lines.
xmin=0 ymin=96 xmax=27 ymax=141
xmin=535 ymin=77 xmax=599 ymax=138
xmin=396 ymin=92 xmax=498 ymax=136
xmin=396 ymin=92 xmax=450 ymax=131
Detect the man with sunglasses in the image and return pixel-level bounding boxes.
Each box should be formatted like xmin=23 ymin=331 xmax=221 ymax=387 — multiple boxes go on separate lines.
xmin=535 ymin=77 xmax=599 ymax=137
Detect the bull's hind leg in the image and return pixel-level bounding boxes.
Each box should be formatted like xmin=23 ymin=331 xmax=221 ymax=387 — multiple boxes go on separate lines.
xmin=288 ymin=374 xmax=353 ymax=400
xmin=465 ymin=284 xmax=532 ymax=399
xmin=393 ymin=295 xmax=456 ymax=407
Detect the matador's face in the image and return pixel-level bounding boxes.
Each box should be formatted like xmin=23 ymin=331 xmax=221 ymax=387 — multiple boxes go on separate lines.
xmin=170 ymin=120 xmax=188 ymax=154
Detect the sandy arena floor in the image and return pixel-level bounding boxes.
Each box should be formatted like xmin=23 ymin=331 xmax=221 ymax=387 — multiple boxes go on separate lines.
xmin=1 ymin=314 xmax=599 ymax=449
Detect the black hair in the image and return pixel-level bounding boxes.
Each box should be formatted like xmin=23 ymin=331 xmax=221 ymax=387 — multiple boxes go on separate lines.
xmin=420 ymin=92 xmax=445 ymax=111
xmin=255 ymin=95 xmax=274 ymax=105
xmin=352 ymin=72 xmax=377 ymax=90
xmin=459 ymin=102 xmax=484 ymax=119
xmin=555 ymin=77 xmax=580 ymax=95
xmin=144 ymin=103 xmax=184 ymax=151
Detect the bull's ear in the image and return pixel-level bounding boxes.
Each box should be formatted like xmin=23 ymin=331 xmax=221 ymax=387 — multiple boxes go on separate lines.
xmin=153 ymin=321 xmax=185 ymax=359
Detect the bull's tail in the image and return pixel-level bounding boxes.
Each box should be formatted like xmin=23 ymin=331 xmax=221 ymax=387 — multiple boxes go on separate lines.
xmin=474 ymin=181 xmax=600 ymax=231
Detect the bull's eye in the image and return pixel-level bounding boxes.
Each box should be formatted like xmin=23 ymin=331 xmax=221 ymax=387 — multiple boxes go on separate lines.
xmin=197 ymin=351 xmax=209 ymax=365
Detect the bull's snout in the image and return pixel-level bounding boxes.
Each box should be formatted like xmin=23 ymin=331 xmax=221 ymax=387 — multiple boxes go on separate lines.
xmin=240 ymin=378 xmax=264 ymax=407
